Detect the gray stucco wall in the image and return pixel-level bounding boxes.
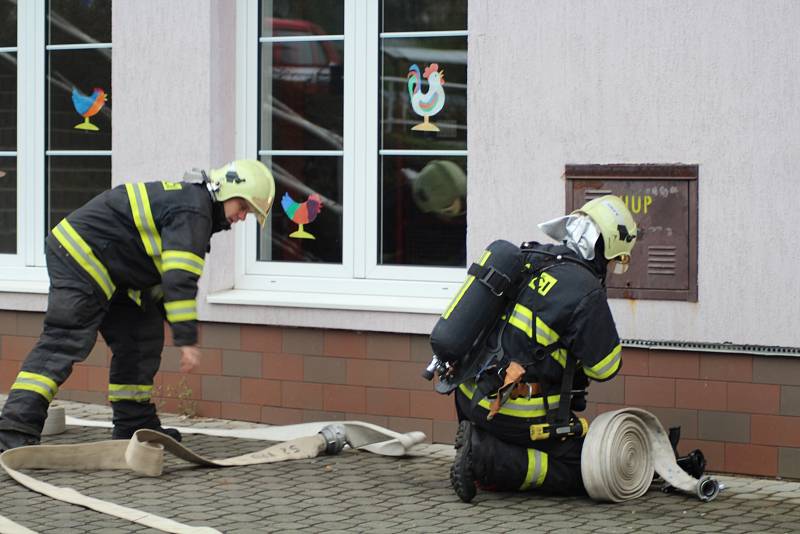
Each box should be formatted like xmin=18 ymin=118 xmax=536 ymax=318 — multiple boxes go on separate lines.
xmin=106 ymin=1 xmax=799 ymax=345
xmin=468 ymin=0 xmax=800 ymax=346
xmin=112 ymin=0 xmax=237 ymax=296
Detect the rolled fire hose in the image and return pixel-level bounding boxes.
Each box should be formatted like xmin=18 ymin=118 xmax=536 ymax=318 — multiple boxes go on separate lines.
xmin=581 ymin=408 xmax=721 ymax=503
xmin=0 ymin=414 xmax=426 ymax=534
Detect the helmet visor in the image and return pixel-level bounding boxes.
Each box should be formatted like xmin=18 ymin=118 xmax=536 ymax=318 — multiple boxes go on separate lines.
xmin=246 ymin=197 xmax=271 ymax=226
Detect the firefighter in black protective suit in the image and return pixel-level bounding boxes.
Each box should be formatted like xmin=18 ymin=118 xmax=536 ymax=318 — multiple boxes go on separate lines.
xmin=450 ymin=195 xmax=638 ymax=502
xmin=0 ymin=160 xmax=275 ymax=451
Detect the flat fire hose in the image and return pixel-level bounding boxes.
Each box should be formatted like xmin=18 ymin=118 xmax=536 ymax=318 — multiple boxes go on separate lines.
xmin=581 ymin=408 xmax=721 ymax=503
xmin=0 ymin=418 xmax=426 ymax=534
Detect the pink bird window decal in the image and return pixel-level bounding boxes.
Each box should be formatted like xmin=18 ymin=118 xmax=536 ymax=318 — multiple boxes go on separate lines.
xmin=281 ymin=192 xmax=323 ymax=240
xmin=407 ymin=63 xmax=446 ymax=132
xmin=71 ymin=86 xmax=108 ymax=131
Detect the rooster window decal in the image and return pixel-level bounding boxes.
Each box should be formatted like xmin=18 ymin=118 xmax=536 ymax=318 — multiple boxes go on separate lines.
xmin=281 ymin=191 xmax=323 ymax=240
xmin=71 ymin=86 xmax=107 ymax=131
xmin=407 ymin=63 xmax=446 ymax=132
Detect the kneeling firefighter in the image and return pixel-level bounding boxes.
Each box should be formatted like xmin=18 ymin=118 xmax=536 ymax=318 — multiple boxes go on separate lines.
xmin=0 ymin=160 xmax=275 ymax=451
xmin=427 ymin=195 xmax=637 ymax=502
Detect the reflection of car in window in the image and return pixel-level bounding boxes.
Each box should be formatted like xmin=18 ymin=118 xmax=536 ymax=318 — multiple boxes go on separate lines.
xmin=264 ymin=18 xmax=344 ymax=263
xmin=266 ymin=17 xmax=344 ymax=152
xmin=268 ymin=18 xmax=342 ymax=93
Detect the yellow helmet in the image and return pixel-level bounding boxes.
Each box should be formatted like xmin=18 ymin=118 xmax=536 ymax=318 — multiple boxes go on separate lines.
xmin=573 ymin=195 xmax=637 ymax=260
xmin=208 ymin=160 xmax=275 ymax=226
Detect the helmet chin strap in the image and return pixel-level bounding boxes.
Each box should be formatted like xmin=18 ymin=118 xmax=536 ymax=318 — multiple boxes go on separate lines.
xmin=205 ymin=179 xmax=220 ymax=198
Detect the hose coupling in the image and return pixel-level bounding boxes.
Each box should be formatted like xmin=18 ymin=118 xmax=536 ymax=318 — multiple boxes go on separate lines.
xmin=319 ymin=424 xmax=347 ymax=455
xmin=696 ymin=476 xmax=721 ymax=502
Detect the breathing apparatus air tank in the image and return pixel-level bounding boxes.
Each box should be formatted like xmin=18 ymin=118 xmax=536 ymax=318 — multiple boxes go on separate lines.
xmin=430 ymin=240 xmax=524 ymax=365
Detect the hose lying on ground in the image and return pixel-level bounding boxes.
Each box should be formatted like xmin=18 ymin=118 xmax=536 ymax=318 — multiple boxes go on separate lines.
xmin=581 ymin=407 xmax=721 ymax=503
xmin=0 ymin=418 xmax=426 ymax=534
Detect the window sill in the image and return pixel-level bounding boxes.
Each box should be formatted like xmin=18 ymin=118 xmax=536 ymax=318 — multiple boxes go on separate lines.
xmin=206 ymin=288 xmax=450 ymax=315
xmin=0 ymin=280 xmax=49 ymax=294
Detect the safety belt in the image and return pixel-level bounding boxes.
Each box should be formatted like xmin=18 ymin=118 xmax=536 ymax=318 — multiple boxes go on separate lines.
xmin=553 ymin=351 xmax=576 ymax=428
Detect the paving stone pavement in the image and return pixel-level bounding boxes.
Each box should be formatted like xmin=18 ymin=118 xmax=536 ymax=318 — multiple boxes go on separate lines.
xmin=1 ymin=397 xmax=799 ymax=533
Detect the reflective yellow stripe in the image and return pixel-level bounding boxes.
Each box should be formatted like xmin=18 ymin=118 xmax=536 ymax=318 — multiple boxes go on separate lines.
xmin=162 ymin=250 xmax=205 ymax=276
xmin=508 ymin=303 xmax=533 ymax=337
xmin=551 ymin=348 xmax=567 ymax=368
xmin=127 ymin=289 xmax=142 ymax=307
xmin=458 ymin=381 xmax=560 ymax=419
xmin=520 ymin=448 xmax=548 ymax=490
xmin=535 ymin=316 xmax=559 ymax=346
xmin=585 ymin=344 xmax=622 ymax=380
xmin=17 ymin=371 xmax=58 ymax=391
xmin=126 ymin=182 xmax=163 ymax=273
xmin=108 ymin=384 xmax=153 ymax=392
xmin=165 ymin=299 xmax=197 ymax=322
xmin=108 ymin=383 xmax=153 ymax=402
xmin=534 ymin=317 xmax=567 ymax=368
xmin=443 ymin=250 xmax=491 ymax=319
xmin=11 ymin=371 xmax=59 ymax=402
xmin=52 ymin=219 xmax=115 ymax=299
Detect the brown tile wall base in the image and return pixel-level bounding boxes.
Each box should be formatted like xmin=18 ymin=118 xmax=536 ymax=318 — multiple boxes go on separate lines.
xmin=1 ymin=311 xmax=799 ymax=478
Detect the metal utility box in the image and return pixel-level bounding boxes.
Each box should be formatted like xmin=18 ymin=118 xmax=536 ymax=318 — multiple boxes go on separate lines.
xmin=565 ymin=164 xmax=698 ymax=301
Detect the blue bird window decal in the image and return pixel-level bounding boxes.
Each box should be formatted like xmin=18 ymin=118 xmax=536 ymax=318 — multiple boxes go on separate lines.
xmin=71 ymin=86 xmax=108 ymax=131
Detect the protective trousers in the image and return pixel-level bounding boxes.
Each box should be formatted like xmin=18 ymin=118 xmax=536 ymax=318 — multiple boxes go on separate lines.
xmin=455 ymin=388 xmax=585 ymax=495
xmin=0 ymin=245 xmax=166 ymax=445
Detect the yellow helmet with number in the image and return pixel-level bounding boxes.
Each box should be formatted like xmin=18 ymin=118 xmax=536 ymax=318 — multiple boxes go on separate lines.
xmin=573 ymin=195 xmax=637 ymax=260
xmin=208 ymin=160 xmax=275 ymax=226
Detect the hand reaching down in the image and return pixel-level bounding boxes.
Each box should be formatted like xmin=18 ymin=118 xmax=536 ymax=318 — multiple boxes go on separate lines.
xmin=180 ymin=345 xmax=201 ymax=373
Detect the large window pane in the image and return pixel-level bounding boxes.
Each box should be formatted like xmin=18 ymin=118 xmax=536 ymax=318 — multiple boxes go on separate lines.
xmin=380 ymin=156 xmax=466 ymax=267
xmin=381 ymin=36 xmax=467 ymax=151
xmin=262 ymin=0 xmax=344 ymax=36
xmin=0 ymin=0 xmax=15 ymax=255
xmin=382 ymin=0 xmax=467 ymax=33
xmin=258 ymin=156 xmax=343 ymax=264
xmin=47 ymin=155 xmax=110 ymax=230
xmin=0 ymin=0 xmax=16 ymax=47
xmin=49 ymin=0 xmax=112 ymax=45
xmin=0 ymin=157 xmax=16 ymax=253
xmin=47 ymin=47 xmax=111 ymax=151
xmin=0 ymin=51 xmax=15 ymax=151
xmin=260 ymin=40 xmax=343 ymax=151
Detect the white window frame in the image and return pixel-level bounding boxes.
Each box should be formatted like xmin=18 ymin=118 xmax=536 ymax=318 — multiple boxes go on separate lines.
xmin=0 ymin=0 xmax=48 ymax=290
xmin=226 ymin=0 xmax=467 ymax=312
xmin=0 ymin=0 xmax=112 ymax=293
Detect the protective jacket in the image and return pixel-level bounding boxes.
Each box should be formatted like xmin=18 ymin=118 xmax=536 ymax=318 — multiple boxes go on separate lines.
xmin=504 ymin=242 xmax=621 ymax=390
xmin=459 ymin=242 xmax=621 ymax=426
xmin=0 ymin=180 xmax=228 ymax=447
xmin=48 ymin=180 xmax=224 ymax=346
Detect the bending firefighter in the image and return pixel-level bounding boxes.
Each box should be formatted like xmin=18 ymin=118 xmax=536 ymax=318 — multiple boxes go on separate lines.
xmin=0 ymin=160 xmax=275 ymax=451
xmin=434 ymin=195 xmax=637 ymax=501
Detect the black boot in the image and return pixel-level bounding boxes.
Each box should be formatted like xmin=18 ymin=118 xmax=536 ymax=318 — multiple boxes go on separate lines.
xmin=111 ymin=400 xmax=182 ymax=442
xmin=0 ymin=414 xmax=43 ymax=452
xmin=0 ymin=429 xmax=40 ymax=452
xmin=450 ymin=420 xmax=477 ymax=503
